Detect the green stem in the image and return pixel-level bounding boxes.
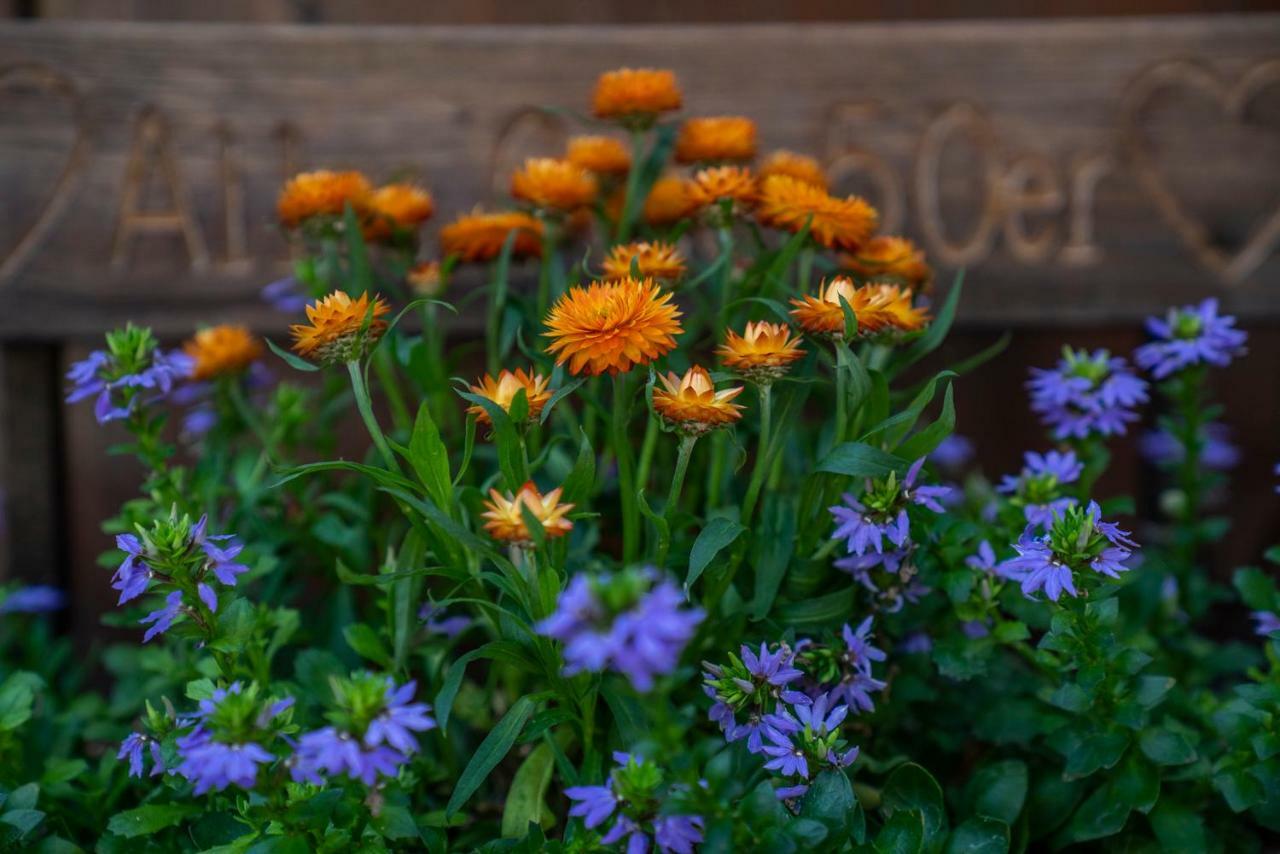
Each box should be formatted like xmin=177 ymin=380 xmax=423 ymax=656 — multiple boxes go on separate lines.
xmin=796 ymin=246 xmax=814 ymax=292
xmin=1170 ymin=368 xmax=1207 ymax=573
xmin=715 ymin=223 xmax=735 ymax=330
xmin=615 ymin=128 xmax=646 ymax=244
xmin=612 ymin=373 xmax=639 ymax=563
xmin=347 ymin=360 xmax=401 ymax=473
xmin=658 ymin=435 xmax=698 ymax=566
xmin=835 ymin=354 xmax=848 ymax=446
xmin=536 ymin=217 xmax=558 ymax=318
xmin=741 ymin=383 xmax=773 ymax=525
xmin=635 ymin=415 xmax=660 ymax=496
xmin=372 ymin=346 xmax=412 ymax=436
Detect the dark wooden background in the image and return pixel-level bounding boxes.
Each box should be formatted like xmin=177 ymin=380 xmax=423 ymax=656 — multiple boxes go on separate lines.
xmin=2 ymin=1 xmax=1279 ymax=650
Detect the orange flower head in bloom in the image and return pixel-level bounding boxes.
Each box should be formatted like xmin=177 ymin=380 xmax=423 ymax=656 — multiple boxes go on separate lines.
xmin=687 ymin=166 xmax=758 ymax=214
xmin=406 ymin=260 xmax=444 ymax=297
xmin=290 ymin=290 xmax=391 ymax=366
xmin=601 ymin=241 xmax=687 ymax=285
xmin=511 ymin=158 xmax=598 ymax=213
xmin=865 ymin=283 xmax=930 ymax=333
xmin=467 ymin=369 xmax=553 ymax=427
xmin=789 ymin=276 xmax=893 ymax=339
xmin=757 ymin=175 xmax=879 ymax=251
xmin=567 ymin=135 xmax=632 ymax=177
xmin=481 ymin=481 xmax=575 ymax=546
xmin=652 ymin=366 xmax=745 ymax=436
xmin=544 ymin=277 xmax=683 ymax=377
xmin=364 ymin=183 xmax=434 ymax=239
xmin=592 ymin=68 xmax=683 ymax=124
xmin=840 ymin=236 xmax=933 ymax=291
xmin=759 ymin=150 xmax=828 ymax=190
xmin=674 ymin=116 xmax=757 ymax=164
xmin=641 ymin=175 xmax=699 ymax=226
xmin=716 ymin=321 xmax=806 ymax=384
xmin=440 ymin=209 xmax=543 ymax=264
xmin=183 ymin=325 xmax=264 ymax=381
xmin=277 ymin=170 xmax=372 ymax=228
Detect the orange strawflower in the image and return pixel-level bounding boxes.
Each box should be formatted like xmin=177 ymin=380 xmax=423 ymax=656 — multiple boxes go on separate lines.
xmin=511 ymin=158 xmax=598 ymax=212
xmin=481 ymin=481 xmax=575 ymax=545
xmin=674 ymin=116 xmax=757 ymax=164
xmin=567 ymin=135 xmax=632 ymax=177
xmin=407 ymin=260 xmax=444 ymax=296
xmin=467 ymin=369 xmax=553 ymax=427
xmin=364 ymin=183 xmax=434 ymax=239
xmin=840 ymin=236 xmax=933 ymax=291
xmin=687 ymin=166 xmax=758 ymax=212
xmin=290 ymin=290 xmax=391 ymax=365
xmin=642 ymin=175 xmax=699 ymax=226
xmin=865 ymin=283 xmax=930 ymax=333
xmin=440 ymin=209 xmax=543 ymax=263
xmin=716 ymin=321 xmax=806 ymax=383
xmin=277 ymin=170 xmax=372 ymax=228
xmin=789 ymin=277 xmax=895 ymax=339
xmin=757 ymin=175 xmax=878 ymax=251
xmin=183 ymin=325 xmax=264 ymax=381
xmin=652 ymin=366 xmax=745 ymax=435
xmin=592 ymin=68 xmax=683 ymax=123
xmin=544 ymin=277 xmax=683 ymax=376
xmin=602 ymin=241 xmax=687 ymax=285
xmin=759 ymin=150 xmax=828 ymax=190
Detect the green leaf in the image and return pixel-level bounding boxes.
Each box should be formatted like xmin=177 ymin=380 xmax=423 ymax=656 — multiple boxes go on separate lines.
xmin=944 ymin=817 xmax=1009 ymax=854
xmin=266 ymin=337 xmax=320 ymax=372
xmin=407 ymin=403 xmax=453 ymax=511
xmin=600 ymin=680 xmax=650 ymax=745
xmin=965 ymin=760 xmax=1027 ymax=824
xmin=456 ymin=389 xmax=528 ymax=490
xmin=1139 ymin=727 xmax=1196 ymax=766
xmin=106 ymin=804 xmax=200 ymax=838
xmin=0 ymin=672 xmax=40 ymax=731
xmin=435 ymin=647 xmax=492 ymax=735
xmin=875 ymin=809 xmax=925 ymax=854
xmin=343 ymin=624 xmax=391 ymax=668
xmin=446 ymin=695 xmax=537 ymax=816
xmin=0 ymin=809 xmax=44 ymax=838
xmin=1214 ymin=768 xmax=1264 ymax=812
xmin=881 ymin=763 xmax=947 ymax=849
xmin=799 ymin=770 xmax=856 ymax=842
xmin=1149 ymin=799 xmax=1207 ymax=853
xmin=562 ymin=429 xmax=597 ymax=506
xmin=816 ymin=443 xmax=909 ymax=479
xmin=894 ymin=270 xmax=963 ymax=372
xmin=1133 ymin=675 xmax=1175 ymax=708
xmin=775 ymin=587 xmax=855 ymax=629
xmin=895 ymin=382 xmax=955 ymax=461
xmin=687 ymin=517 xmax=746 ymax=592
xmin=6 ymin=783 xmax=38 ymax=811
xmin=501 ymin=743 xmax=555 ymax=838
xmin=1233 ymin=567 xmax=1279 ymax=612
xmin=750 ymin=496 xmax=797 ymax=620
xmin=1061 ymin=727 xmax=1129 ymax=779
xmin=539 ymin=378 xmax=586 ymax=426
xmin=861 ymin=371 xmax=955 ymax=447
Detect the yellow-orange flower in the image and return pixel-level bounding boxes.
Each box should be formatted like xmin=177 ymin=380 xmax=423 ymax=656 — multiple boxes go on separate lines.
xmin=511 ymin=158 xmax=598 ymax=212
xmin=467 ymin=369 xmax=553 ymax=427
xmin=544 ymin=277 xmax=683 ymax=376
xmin=789 ymin=278 xmax=928 ymax=339
xmin=716 ymin=321 xmax=806 ymax=383
xmin=840 ymin=236 xmax=932 ymax=291
xmin=481 ymin=481 xmax=575 ymax=545
xmin=183 ymin=325 xmax=264 ymax=381
xmin=277 ymin=170 xmax=372 ymax=228
xmin=602 ymin=241 xmax=687 ymax=285
xmin=652 ymin=366 xmax=745 ymax=435
xmin=592 ymin=68 xmax=683 ymax=122
xmin=364 ymin=183 xmax=434 ymax=239
xmin=440 ymin=210 xmax=543 ymax=264
xmin=407 ymin=260 xmax=444 ymax=296
xmin=674 ymin=116 xmax=757 ymax=164
xmin=642 ymin=175 xmax=699 ymax=226
xmin=687 ymin=166 xmax=758 ymax=211
xmin=290 ymin=290 xmax=391 ymax=365
xmin=757 ymin=175 xmax=879 ymax=251
xmin=759 ymin=150 xmax=828 ymax=190
xmin=567 ymin=135 xmax=632 ymax=176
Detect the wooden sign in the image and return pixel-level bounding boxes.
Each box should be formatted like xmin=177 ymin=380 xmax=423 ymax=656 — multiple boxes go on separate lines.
xmin=1 ymin=17 xmax=1279 ymax=337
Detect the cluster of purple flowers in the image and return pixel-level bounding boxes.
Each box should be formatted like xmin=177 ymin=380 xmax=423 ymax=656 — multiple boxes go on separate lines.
xmin=997 ymin=449 xmax=1082 ymax=528
xmin=292 ymin=677 xmax=435 ymax=786
xmin=114 ymin=514 xmax=250 ymax=642
xmin=826 ymin=618 xmax=888 ymax=713
xmin=538 ymin=569 xmax=703 ymax=692
xmin=1253 ymin=611 xmax=1280 ymax=638
xmin=565 ymin=752 xmax=704 ymax=854
xmin=760 ymin=692 xmax=860 ymax=783
xmin=1027 ymin=348 xmax=1148 ymax=440
xmin=1140 ymin=423 xmax=1240 ymax=471
xmin=65 ymin=328 xmax=194 ymax=424
xmin=998 ymin=501 xmax=1139 ymax=602
xmin=704 ymin=642 xmax=810 ymax=752
xmin=419 ymin=601 xmax=472 ymax=638
xmin=1135 ymin=298 xmax=1247 ymax=380
xmin=0 ymin=585 xmax=66 ymax=614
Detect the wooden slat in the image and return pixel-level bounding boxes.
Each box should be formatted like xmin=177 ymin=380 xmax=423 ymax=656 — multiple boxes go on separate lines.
xmin=0 ymin=17 xmax=1278 ymax=337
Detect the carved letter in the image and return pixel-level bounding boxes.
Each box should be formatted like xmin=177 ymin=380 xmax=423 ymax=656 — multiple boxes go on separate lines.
xmin=216 ymin=121 xmax=250 ymax=272
xmin=1059 ymin=152 xmax=1113 ymax=267
xmin=1001 ymin=155 xmax=1064 ymax=263
xmin=914 ymin=103 xmax=1001 ymax=267
xmin=821 ymin=101 xmax=906 ymax=233
xmin=111 ymin=107 xmax=209 ymax=271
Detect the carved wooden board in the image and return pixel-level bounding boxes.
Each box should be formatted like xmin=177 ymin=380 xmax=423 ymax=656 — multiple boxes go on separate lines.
xmin=1 ymin=18 xmax=1279 ymax=337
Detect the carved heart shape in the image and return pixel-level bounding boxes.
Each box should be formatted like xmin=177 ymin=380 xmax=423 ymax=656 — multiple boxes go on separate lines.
xmin=1121 ymin=59 xmax=1280 ymax=284
xmin=0 ymin=63 xmax=90 ymax=287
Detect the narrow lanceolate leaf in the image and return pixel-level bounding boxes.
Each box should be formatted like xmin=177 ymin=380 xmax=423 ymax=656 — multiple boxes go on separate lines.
xmin=686 ymin=517 xmax=746 ymax=593
xmin=407 ymin=402 xmax=453 ymax=511
xmin=446 ymin=695 xmax=538 ymax=816
xmin=501 ymin=743 xmax=556 ymax=838
xmin=266 ymin=337 xmax=319 ymax=372
xmin=816 ymin=442 xmax=909 ymax=479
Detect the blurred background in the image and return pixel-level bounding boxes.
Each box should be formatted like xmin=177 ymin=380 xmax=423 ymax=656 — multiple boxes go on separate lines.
xmin=0 ymin=0 xmax=1278 ymax=652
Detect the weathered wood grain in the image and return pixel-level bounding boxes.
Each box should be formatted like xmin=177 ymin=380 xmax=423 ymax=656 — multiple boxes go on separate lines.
xmin=0 ymin=17 xmax=1278 ymax=338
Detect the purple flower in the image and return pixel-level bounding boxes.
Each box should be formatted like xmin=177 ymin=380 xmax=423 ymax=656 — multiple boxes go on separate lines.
xmin=830 ymin=497 xmax=905 ymax=557
xmin=173 ymin=728 xmax=274 ymax=795
xmin=117 ymin=732 xmax=163 ymax=778
xmin=775 ymin=783 xmax=810 ymax=801
xmin=1253 ymin=611 xmax=1280 ymax=637
xmin=365 ymin=680 xmax=436 ymax=754
xmin=966 ymin=541 xmax=997 ymax=572
xmin=1140 ymin=423 xmax=1240 ymax=471
xmin=113 ymin=534 xmax=152 ymax=604
xmin=538 ymin=571 xmax=703 ymax=692
xmin=841 ymin=618 xmax=886 ymax=673
xmin=791 ymin=691 xmax=849 ymax=735
xmin=761 ymin=727 xmax=809 ymax=778
xmin=998 ymin=450 xmax=1083 ymax=494
xmin=292 ymin=679 xmax=433 ymax=786
xmin=929 ymin=434 xmax=974 ymax=470
xmin=262 ymin=277 xmax=308 ymax=313
xmin=654 ymin=815 xmax=704 ymax=854
xmin=419 ymin=602 xmax=472 ymax=638
xmin=199 ymin=530 xmax=250 ymax=587
xmin=140 ymin=590 xmax=184 ymax=642
xmin=1135 ymin=298 xmax=1247 ymax=379
xmin=742 ymin=642 xmax=806 ymax=694
xmin=1028 ymin=349 xmax=1148 ymax=440
xmin=902 ymin=458 xmax=952 ymax=512
xmin=566 ymin=782 xmax=619 ymax=829
xmin=0 ymin=585 xmax=66 ymax=614
xmin=1001 ymin=535 xmax=1077 ymax=602
xmin=66 ymin=347 xmax=194 ymax=425
xmin=999 ymin=502 xmax=1137 ymax=601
